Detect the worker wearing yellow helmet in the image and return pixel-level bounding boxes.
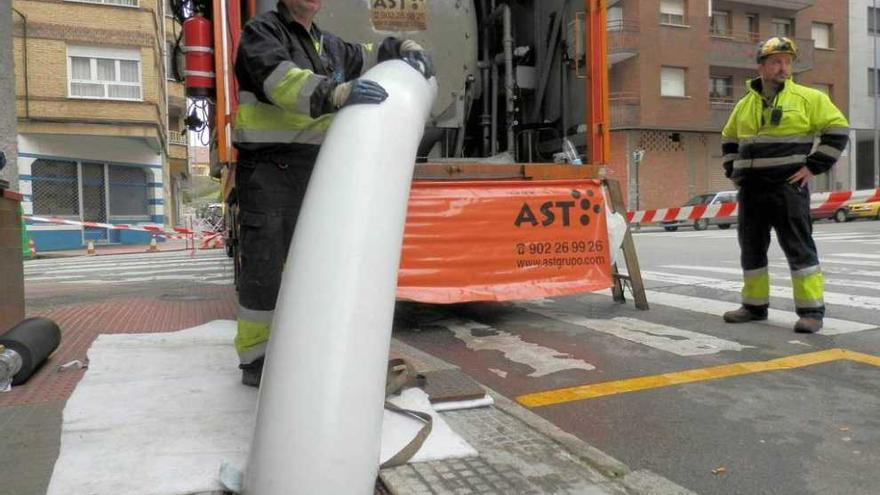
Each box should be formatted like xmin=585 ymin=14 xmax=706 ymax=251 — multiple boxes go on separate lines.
xmin=720 ymin=36 xmax=850 ymax=334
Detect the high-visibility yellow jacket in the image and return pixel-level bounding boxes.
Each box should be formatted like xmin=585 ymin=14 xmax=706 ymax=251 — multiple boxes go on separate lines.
xmin=721 ymin=78 xmax=849 ymax=184
xmin=233 ymin=2 xmax=404 ymax=158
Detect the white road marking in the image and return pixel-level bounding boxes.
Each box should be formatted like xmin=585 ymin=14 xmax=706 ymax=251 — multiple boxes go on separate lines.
xmin=25 ymin=260 xmax=230 ymax=276
xmin=24 ymin=251 xmax=227 ymax=267
xmin=788 ymin=340 xmax=813 ymax=347
xmin=59 ymin=274 xmax=232 ymax=285
xmin=828 ymin=253 xmax=880 ymax=260
xmin=607 ymin=288 xmax=876 ymax=336
xmin=488 ymin=368 xmax=508 ymax=378
xmin=662 ymin=265 xmax=880 ymax=291
xmin=521 ymin=305 xmax=751 ymax=356
xmin=767 ymin=262 xmax=880 ymax=279
xmin=439 ymin=318 xmax=596 ymax=377
xmin=24 ymin=251 xmax=233 ymax=286
xmin=643 ymin=271 xmax=880 ymax=312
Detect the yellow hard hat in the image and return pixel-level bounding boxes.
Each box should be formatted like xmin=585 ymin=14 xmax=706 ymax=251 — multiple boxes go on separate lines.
xmin=756 ymin=36 xmax=798 ymax=63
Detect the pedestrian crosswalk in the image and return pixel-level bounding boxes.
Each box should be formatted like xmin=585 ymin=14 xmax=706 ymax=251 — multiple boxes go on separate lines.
xmin=638 ymin=228 xmax=880 ymax=245
xmin=24 ymin=250 xmax=234 ymax=286
xmin=24 ymin=233 xmax=878 ymax=358
xmin=509 ymin=248 xmax=880 ymax=358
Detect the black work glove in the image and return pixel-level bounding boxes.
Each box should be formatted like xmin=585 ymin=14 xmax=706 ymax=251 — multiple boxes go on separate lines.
xmin=331 ymin=78 xmax=389 ymax=108
xmin=399 ymin=39 xmax=435 ymax=79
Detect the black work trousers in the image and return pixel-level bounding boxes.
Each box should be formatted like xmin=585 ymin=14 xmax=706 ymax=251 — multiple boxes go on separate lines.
xmin=236 ymin=156 xmax=315 ymax=313
xmin=737 ymin=180 xmax=824 ymax=318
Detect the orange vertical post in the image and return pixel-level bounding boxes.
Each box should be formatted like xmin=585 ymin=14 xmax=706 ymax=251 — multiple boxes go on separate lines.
xmin=213 ymin=0 xmax=231 ymax=163
xmin=584 ymin=0 xmax=609 ymax=165
xmin=227 ymin=0 xmax=242 ymax=121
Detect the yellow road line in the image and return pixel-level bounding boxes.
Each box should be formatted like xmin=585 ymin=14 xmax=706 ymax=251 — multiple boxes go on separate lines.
xmin=842 ymin=349 xmax=880 ymax=367
xmin=516 ymin=348 xmax=879 ymax=409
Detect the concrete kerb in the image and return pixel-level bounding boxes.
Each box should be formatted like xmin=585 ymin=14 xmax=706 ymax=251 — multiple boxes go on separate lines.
xmin=388 ymin=338 xmax=697 ymax=495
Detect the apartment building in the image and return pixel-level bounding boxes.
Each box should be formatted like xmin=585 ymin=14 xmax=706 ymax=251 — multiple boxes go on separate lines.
xmin=189 ymin=145 xmax=210 ymax=177
xmin=11 ymin=0 xmax=187 ymax=250
xmin=2 ymin=3 xmax=18 ymax=187
xmin=606 ymin=0 xmax=849 ymax=211
xmin=848 ymin=0 xmax=880 ymax=190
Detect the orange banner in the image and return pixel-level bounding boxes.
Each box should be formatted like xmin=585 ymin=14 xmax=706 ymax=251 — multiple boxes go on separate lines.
xmin=397 ymin=179 xmax=613 ymax=303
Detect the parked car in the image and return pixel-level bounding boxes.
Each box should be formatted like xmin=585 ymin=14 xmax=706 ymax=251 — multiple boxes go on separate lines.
xmin=662 ymin=191 xmax=738 ymax=232
xmin=839 ymin=201 xmax=880 ymax=222
xmin=810 ymin=203 xmax=839 ymax=222
xmin=811 ymin=200 xmax=880 ymax=223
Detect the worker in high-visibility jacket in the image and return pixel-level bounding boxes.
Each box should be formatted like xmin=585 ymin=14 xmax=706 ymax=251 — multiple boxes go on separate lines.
xmin=720 ymin=37 xmax=849 ymax=334
xmin=232 ymin=0 xmax=434 ymax=386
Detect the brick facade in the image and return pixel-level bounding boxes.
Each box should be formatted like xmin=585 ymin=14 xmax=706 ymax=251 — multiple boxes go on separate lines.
xmin=11 ymin=0 xmax=190 ymax=248
xmin=608 ymin=0 xmax=850 ymax=210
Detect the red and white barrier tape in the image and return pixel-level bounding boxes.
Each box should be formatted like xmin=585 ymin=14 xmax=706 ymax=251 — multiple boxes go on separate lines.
xmin=810 ymin=187 xmax=880 ymax=213
xmin=626 ymin=188 xmax=880 ymax=225
xmin=199 ymin=232 xmax=225 ymax=249
xmin=24 ymin=215 xmax=217 ymax=240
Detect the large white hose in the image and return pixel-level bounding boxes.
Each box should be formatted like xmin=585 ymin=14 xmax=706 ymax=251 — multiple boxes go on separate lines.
xmin=243 ymin=60 xmax=437 ymax=495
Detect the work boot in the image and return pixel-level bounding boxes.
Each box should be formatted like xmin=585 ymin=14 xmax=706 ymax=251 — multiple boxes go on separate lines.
xmin=794 ymin=317 xmax=823 ymax=334
xmin=240 ymin=357 xmax=264 ymax=388
xmin=722 ymin=306 xmax=768 ymax=323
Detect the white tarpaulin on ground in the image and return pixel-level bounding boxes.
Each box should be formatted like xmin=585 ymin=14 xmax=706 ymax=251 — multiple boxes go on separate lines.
xmin=46 ymin=320 xmax=476 ymax=495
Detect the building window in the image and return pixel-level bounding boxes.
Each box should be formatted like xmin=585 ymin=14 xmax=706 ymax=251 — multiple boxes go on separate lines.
xmin=108 ymin=165 xmax=149 ymax=217
xmin=661 ymin=66 xmax=686 ymax=97
xmin=68 ymin=46 xmax=142 ymax=101
xmin=870 ymin=69 xmax=879 ymax=96
xmin=812 ymin=83 xmax=832 ymax=97
xmin=771 ymin=18 xmax=793 ymax=38
xmin=710 ymin=76 xmax=733 ymax=103
xmin=165 ymin=41 xmax=179 ymax=81
xmin=607 ymin=6 xmax=623 ymax=32
xmin=812 ymin=22 xmax=832 ymax=49
xmin=870 ymin=7 xmax=880 ymax=35
xmin=66 ymin=0 xmax=138 ymax=6
xmin=710 ymin=11 xmax=731 ymax=37
xmin=659 ymin=0 xmax=685 ymax=26
xmin=30 ymin=160 xmax=151 ymax=219
xmin=747 ymin=14 xmax=760 ymax=42
xmin=31 ymin=159 xmax=80 ymax=217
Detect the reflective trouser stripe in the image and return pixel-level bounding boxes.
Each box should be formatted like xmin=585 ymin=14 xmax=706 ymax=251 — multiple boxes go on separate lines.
xmin=742 ymin=267 xmax=770 ymax=306
xmin=236 ymin=306 xmax=273 ymax=364
xmin=792 ymin=267 xmax=824 ymax=309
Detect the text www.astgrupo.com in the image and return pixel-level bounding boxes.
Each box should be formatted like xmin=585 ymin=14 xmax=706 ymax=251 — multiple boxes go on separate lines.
xmin=516 ymin=255 xmax=607 ymax=270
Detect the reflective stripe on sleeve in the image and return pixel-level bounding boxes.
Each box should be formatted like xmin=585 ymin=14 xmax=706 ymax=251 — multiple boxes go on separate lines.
xmin=733 ymin=155 xmax=808 ymax=169
xmin=264 ymin=61 xmax=326 ymax=115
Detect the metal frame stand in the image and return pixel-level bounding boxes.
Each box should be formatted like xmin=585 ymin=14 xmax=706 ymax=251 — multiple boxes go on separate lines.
xmin=604 ymin=178 xmax=648 ymax=310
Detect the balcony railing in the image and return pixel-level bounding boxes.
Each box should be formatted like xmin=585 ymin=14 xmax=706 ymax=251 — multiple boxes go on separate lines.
xmin=725 ymin=0 xmax=814 ymax=11
xmin=609 ymin=91 xmax=640 ymax=128
xmin=709 ymin=87 xmax=747 ymax=129
xmin=708 ymin=30 xmax=814 ymax=72
xmin=607 ymin=19 xmax=640 ymax=65
xmin=168 ymin=132 xmax=188 ymax=147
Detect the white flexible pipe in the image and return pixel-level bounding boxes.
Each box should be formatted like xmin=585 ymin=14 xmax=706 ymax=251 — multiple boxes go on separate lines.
xmin=243 ymin=60 xmax=437 ymax=495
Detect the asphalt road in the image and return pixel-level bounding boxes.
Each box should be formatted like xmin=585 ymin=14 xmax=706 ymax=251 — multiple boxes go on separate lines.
xmin=393 ymin=219 xmax=880 ymax=495
xmin=19 ymin=220 xmax=880 ymax=495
